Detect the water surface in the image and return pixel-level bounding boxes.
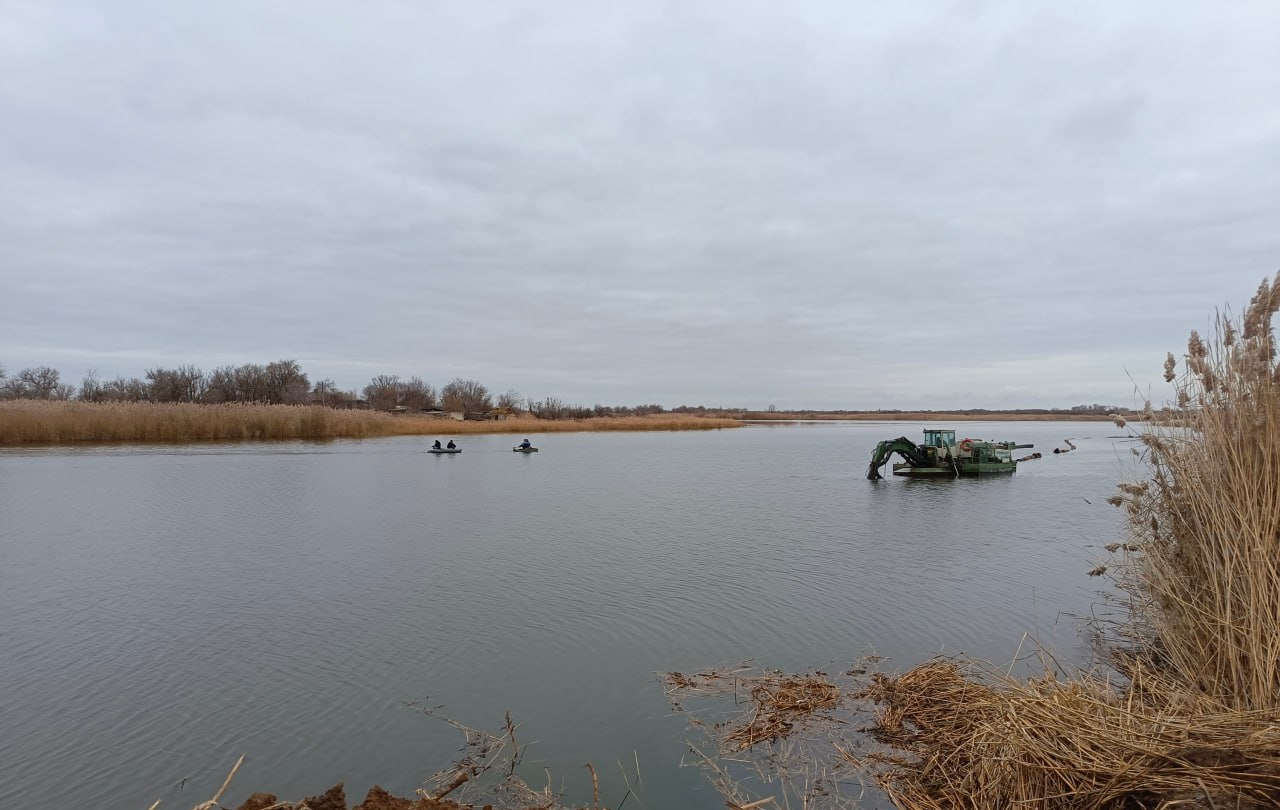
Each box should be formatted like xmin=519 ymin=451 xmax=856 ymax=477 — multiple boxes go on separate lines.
xmin=0 ymin=422 xmax=1131 ymax=809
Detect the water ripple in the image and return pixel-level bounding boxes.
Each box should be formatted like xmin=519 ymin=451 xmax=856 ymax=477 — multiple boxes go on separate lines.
xmin=0 ymin=424 xmax=1122 ymax=809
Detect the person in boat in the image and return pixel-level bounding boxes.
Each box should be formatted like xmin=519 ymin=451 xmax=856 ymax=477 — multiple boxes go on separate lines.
xmin=446 ymin=440 xmax=457 ymax=449
xmin=432 ymin=439 xmax=442 ymax=449
xmin=519 ymin=438 xmax=532 ymax=449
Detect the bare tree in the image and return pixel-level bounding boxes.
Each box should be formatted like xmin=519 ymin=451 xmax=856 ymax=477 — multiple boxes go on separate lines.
xmin=99 ymin=376 xmax=150 ymax=402
xmin=496 ymin=389 xmax=522 ymax=412
xmin=233 ymin=363 xmax=270 ymax=402
xmin=204 ymin=366 xmax=238 ymax=403
xmin=79 ymin=370 xmax=105 ymax=402
xmin=441 ymin=377 xmax=492 ymax=413
xmin=531 ymin=396 xmax=565 ymax=420
xmin=146 ymin=365 xmax=206 ymax=403
xmin=311 ymin=378 xmax=342 ymax=407
xmin=364 ymin=375 xmax=401 ymax=411
xmin=262 ymin=359 xmax=309 ymax=404
xmin=3 ymin=366 xmax=63 ymax=399
xmin=400 ymin=376 xmax=437 ymax=411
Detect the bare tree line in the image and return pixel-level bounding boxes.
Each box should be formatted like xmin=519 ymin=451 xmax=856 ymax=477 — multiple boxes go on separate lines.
xmin=0 ymin=361 xmax=675 ymax=420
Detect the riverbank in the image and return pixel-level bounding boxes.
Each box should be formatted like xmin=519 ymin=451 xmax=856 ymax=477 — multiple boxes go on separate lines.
xmin=732 ymin=410 xmax=1124 ymax=421
xmin=0 ymin=401 xmax=740 ymax=444
xmin=0 ymin=400 xmax=1122 ymax=445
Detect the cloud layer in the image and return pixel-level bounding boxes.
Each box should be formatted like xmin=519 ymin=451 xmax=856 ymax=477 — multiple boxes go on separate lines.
xmin=3 ymin=1 xmax=1278 ymax=408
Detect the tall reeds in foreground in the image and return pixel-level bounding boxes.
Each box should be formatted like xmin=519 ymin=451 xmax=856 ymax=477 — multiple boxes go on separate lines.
xmin=0 ymin=401 xmax=740 ymax=444
xmin=1107 ymin=273 xmax=1280 ymax=711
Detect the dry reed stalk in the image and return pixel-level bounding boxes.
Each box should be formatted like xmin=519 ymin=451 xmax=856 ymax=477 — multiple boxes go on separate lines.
xmin=854 ymin=660 xmax=1280 ymax=810
xmin=1101 ymin=277 xmax=1280 ymax=712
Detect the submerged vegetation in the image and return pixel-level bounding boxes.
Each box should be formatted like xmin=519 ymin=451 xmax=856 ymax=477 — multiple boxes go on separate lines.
xmin=0 ymin=401 xmax=739 ymax=444
xmin=667 ymin=274 xmax=1280 ymax=809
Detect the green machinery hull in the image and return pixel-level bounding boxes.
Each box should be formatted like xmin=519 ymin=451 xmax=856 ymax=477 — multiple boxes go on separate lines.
xmin=891 ymin=461 xmax=1017 ymax=477
xmin=868 ymin=429 xmax=1032 ymax=480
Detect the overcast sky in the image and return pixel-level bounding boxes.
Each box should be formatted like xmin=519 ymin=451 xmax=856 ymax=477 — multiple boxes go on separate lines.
xmin=2 ymin=1 xmax=1278 ymax=409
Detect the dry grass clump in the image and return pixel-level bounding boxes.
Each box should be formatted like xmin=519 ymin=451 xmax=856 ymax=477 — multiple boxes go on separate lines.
xmin=856 ymin=660 xmax=1280 ymax=810
xmin=0 ymin=402 xmax=739 ymax=444
xmin=664 ymin=668 xmax=843 ymax=751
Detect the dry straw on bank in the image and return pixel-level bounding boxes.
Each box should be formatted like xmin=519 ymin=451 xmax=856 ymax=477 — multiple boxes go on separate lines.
xmin=0 ymin=401 xmax=739 ymax=444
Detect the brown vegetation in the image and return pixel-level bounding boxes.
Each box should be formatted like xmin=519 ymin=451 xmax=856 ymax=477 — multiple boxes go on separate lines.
xmin=0 ymin=401 xmax=739 ymax=444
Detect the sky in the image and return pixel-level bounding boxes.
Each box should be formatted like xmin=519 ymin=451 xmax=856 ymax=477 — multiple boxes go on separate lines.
xmin=2 ymin=1 xmax=1278 ymax=410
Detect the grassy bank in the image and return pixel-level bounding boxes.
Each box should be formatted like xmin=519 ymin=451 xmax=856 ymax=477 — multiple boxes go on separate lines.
xmin=0 ymin=401 xmax=740 ymax=444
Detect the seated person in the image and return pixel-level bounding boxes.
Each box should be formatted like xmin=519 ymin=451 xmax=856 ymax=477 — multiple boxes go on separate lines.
xmin=432 ymin=440 xmax=442 ymax=449
xmin=519 ymin=438 xmax=532 ymax=449
xmin=446 ymin=440 xmax=457 ymax=449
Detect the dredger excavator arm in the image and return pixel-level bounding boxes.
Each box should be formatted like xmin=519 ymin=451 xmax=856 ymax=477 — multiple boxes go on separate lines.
xmin=866 ymin=437 xmax=931 ymax=480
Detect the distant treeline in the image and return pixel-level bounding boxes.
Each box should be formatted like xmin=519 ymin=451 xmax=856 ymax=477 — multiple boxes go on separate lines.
xmin=0 ymin=362 xmax=1132 ymax=419
xmin=0 ymin=361 xmax=664 ymax=420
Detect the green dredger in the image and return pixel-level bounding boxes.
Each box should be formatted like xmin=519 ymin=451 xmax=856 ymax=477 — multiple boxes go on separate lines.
xmin=866 ymin=428 xmax=1036 ymax=480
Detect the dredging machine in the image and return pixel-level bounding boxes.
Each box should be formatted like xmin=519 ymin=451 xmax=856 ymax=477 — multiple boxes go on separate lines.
xmin=866 ymin=428 xmax=1036 ymax=479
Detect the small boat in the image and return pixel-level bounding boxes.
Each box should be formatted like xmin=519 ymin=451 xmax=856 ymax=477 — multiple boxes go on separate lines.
xmin=427 ymin=447 xmax=462 ymax=454
xmin=512 ymin=446 xmax=539 ymax=453
xmin=866 ymin=428 xmax=1033 ymax=479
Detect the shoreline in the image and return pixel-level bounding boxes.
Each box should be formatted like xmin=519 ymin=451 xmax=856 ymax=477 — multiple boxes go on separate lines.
xmin=0 ymin=401 xmax=1125 ymax=445
xmin=728 ymin=410 xmax=1123 ymax=422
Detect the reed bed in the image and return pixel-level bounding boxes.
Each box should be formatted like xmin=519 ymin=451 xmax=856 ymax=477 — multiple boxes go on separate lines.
xmin=856 ymin=660 xmax=1280 ymax=810
xmin=0 ymin=402 xmax=739 ymax=444
xmin=1104 ymin=279 xmax=1280 ymax=713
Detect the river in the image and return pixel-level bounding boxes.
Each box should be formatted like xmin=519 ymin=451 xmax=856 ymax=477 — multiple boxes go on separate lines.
xmin=0 ymin=421 xmax=1133 ymax=809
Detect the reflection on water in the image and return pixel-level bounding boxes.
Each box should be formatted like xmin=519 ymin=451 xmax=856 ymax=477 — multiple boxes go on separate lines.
xmin=0 ymin=422 xmax=1127 ymax=809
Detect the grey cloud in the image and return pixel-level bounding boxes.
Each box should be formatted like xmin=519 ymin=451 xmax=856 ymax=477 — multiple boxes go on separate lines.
xmin=2 ymin=1 xmax=1278 ymax=408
